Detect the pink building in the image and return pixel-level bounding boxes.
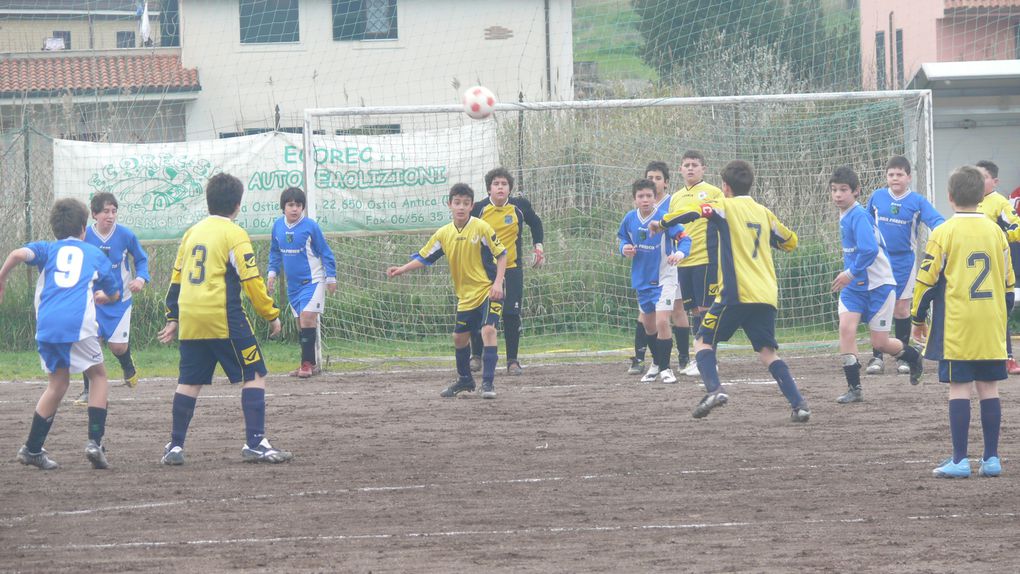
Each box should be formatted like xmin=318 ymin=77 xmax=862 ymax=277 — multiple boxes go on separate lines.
xmin=859 ymin=0 xmax=1020 ymax=90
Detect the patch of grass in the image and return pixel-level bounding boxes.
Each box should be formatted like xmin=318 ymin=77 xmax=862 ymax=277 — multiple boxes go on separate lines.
xmin=574 ymin=0 xmax=659 ymax=81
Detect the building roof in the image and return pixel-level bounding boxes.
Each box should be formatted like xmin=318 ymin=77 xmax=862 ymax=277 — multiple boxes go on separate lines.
xmin=944 ymin=0 xmax=1020 ymax=8
xmin=0 ymin=52 xmax=199 ymax=99
xmin=911 ymin=59 xmax=1020 ymax=92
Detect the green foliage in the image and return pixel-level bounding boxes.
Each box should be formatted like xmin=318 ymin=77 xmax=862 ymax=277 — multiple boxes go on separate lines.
xmin=630 ymin=0 xmax=861 ymax=92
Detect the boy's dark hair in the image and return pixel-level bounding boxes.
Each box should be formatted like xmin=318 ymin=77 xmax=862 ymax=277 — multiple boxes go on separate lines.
xmin=631 ymin=178 xmax=656 ymax=198
xmin=206 ymin=173 xmax=244 ymax=217
xmin=886 ymin=155 xmax=912 ymax=175
xmin=829 ymin=166 xmax=861 ymax=193
xmin=448 ymin=183 xmax=475 ymax=202
xmin=721 ymin=160 xmax=754 ymax=196
xmin=976 ymin=159 xmax=999 ymax=179
xmin=50 ymin=198 xmax=89 ymax=240
xmin=279 ymin=186 xmax=306 ymax=211
xmin=645 ymin=161 xmax=670 ymax=182
xmin=89 ymin=192 xmax=117 ymax=215
xmin=681 ymin=150 xmax=706 ymax=165
xmin=484 ymin=167 xmax=514 ymax=192
xmin=948 ymin=166 xmax=984 ymax=207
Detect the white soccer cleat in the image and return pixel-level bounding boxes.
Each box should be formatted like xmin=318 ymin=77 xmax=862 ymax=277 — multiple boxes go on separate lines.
xmin=659 ymin=368 xmax=677 ymax=384
xmin=680 ymin=361 xmax=700 ymax=377
xmin=640 ymin=364 xmax=660 ymax=383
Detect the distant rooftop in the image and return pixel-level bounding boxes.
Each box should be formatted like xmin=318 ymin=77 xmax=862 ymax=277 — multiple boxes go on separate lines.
xmin=0 ymin=52 xmax=198 ymax=99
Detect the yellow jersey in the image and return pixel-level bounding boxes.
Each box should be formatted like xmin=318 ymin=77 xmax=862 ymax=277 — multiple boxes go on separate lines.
xmin=166 ymin=216 xmax=280 ymax=339
xmin=662 ymin=196 xmax=798 ymax=308
xmin=668 ymin=181 xmax=724 ymax=267
xmin=416 ymin=217 xmax=507 ymax=311
xmin=471 ymin=196 xmax=544 ymax=269
xmin=912 ymin=213 xmax=1015 ymax=360
xmin=977 ymin=191 xmax=1020 ymax=243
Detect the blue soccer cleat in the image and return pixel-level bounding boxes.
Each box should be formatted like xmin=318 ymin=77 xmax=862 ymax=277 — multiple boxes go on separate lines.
xmin=979 ymin=456 xmax=1001 ymax=477
xmin=932 ymin=457 xmax=970 ymax=478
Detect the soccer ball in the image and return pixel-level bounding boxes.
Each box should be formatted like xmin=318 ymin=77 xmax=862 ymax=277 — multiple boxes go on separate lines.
xmin=462 ymin=85 xmax=496 ymax=120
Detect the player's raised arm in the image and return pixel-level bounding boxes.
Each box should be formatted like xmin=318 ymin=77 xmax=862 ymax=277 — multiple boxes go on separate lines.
xmin=658 ymin=200 xmax=715 ymax=231
xmin=767 ymin=211 xmax=798 ymax=253
xmin=0 ymin=247 xmax=33 ymax=304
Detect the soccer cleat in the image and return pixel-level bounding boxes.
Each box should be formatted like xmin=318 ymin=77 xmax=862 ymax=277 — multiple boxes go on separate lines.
xmin=790 ymin=403 xmax=811 ymax=423
xmin=627 ymin=357 xmax=644 ymax=375
xmin=865 ymin=356 xmax=884 ymax=375
xmin=640 ymin=364 xmax=661 ymax=383
xmin=480 ymin=379 xmax=496 ymax=399
xmin=659 ymin=368 xmax=677 ymax=384
xmin=506 ymin=361 xmax=523 ymax=376
xmin=469 ymin=355 xmax=482 ymax=373
xmin=836 ymin=387 xmax=863 ymax=404
xmin=440 ymin=377 xmax=476 ymax=398
xmin=161 ymin=443 xmax=185 ymax=466
xmin=692 ymin=392 xmax=729 ymax=419
xmin=1008 ymin=358 xmax=1020 ymax=375
xmin=896 ymin=359 xmax=911 ymax=375
xmin=17 ymin=445 xmax=58 ymax=470
xmin=74 ymin=390 xmax=89 ymax=406
xmin=85 ymin=440 xmax=109 ymax=469
xmin=241 ymin=438 xmax=293 ymax=464
xmin=289 ymin=363 xmax=321 ymax=377
xmin=907 ymin=347 xmax=924 ymax=385
xmin=680 ymin=361 xmax=700 ymax=377
xmin=932 ymin=457 xmax=970 ymax=478
xmin=123 ymin=367 xmax=139 ymax=389
xmin=979 ymin=456 xmax=1001 ymax=477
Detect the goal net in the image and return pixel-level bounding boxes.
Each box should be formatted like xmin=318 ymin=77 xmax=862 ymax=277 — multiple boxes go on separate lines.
xmin=305 ymin=91 xmax=933 ymax=365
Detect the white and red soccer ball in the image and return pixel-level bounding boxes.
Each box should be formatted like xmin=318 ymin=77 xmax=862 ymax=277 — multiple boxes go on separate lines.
xmin=462 ymin=85 xmax=496 ymax=120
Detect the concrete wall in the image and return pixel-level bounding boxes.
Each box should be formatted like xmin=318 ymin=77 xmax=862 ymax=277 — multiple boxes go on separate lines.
xmin=0 ymin=17 xmax=152 ymax=52
xmin=179 ymin=0 xmax=573 ymax=139
xmin=859 ymin=0 xmax=943 ymax=90
xmin=931 ymin=124 xmax=1020 ymax=215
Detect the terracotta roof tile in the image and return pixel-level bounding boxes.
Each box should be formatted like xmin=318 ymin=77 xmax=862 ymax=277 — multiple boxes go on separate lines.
xmin=0 ymin=53 xmax=199 ymax=98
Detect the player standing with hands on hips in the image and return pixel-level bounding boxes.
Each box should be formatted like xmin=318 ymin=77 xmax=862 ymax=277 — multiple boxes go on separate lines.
xmin=158 ymin=173 xmax=291 ymax=465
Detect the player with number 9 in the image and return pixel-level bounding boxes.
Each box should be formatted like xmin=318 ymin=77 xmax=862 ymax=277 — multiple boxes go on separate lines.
xmin=0 ymin=198 xmax=120 ymax=470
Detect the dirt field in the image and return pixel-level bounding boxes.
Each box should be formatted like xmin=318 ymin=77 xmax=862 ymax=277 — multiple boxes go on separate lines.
xmin=2 ymin=355 xmax=1019 ymax=573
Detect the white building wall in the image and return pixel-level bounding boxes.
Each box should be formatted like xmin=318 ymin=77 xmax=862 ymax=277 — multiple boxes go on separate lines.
xmin=932 ymin=124 xmax=1020 ymax=215
xmin=179 ymin=0 xmax=573 ymax=139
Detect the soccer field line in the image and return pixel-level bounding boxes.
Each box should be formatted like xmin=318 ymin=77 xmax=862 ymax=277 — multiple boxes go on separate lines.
xmin=2 ymin=457 xmax=944 ymax=527
xmin=14 ymin=511 xmax=1019 ymax=552
xmin=0 ymin=377 xmax=786 ymax=405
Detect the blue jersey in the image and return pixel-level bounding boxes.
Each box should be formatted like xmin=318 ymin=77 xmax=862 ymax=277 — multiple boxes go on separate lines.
xmin=618 ymin=197 xmax=692 ymax=292
xmin=840 ymin=203 xmax=894 ymax=292
xmin=26 ymin=238 xmax=118 ymax=343
xmin=267 ymin=216 xmax=337 ymax=296
xmin=85 ymin=223 xmax=150 ymax=310
xmin=865 ymin=188 xmax=944 ymax=259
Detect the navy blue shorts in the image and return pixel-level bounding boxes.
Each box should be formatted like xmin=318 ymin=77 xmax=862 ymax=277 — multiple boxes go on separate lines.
xmin=454 ymin=298 xmax=502 ymax=334
xmin=699 ymin=302 xmax=779 ymax=352
xmin=503 ymin=266 xmax=523 ymax=317
xmin=678 ymin=264 xmax=710 ymax=310
xmin=938 ymin=360 xmax=1007 ymax=383
xmin=178 ymin=336 xmax=267 ymax=385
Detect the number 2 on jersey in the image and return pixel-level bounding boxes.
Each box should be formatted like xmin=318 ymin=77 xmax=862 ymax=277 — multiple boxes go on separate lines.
xmin=967 ymin=251 xmax=992 ymax=300
xmin=189 ymin=245 xmax=207 ymax=285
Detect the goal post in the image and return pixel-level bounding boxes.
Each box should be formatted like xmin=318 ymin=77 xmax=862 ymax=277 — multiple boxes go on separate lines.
xmin=302 ymin=90 xmax=934 ymax=367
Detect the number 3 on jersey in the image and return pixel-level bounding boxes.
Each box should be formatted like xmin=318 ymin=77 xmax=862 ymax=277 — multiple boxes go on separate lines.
xmin=189 ymin=244 xmax=207 ymax=285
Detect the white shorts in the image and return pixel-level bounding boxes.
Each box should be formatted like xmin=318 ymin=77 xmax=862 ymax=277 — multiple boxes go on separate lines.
xmin=38 ymin=337 xmax=103 ymax=375
xmin=289 ymin=281 xmax=326 ymax=317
